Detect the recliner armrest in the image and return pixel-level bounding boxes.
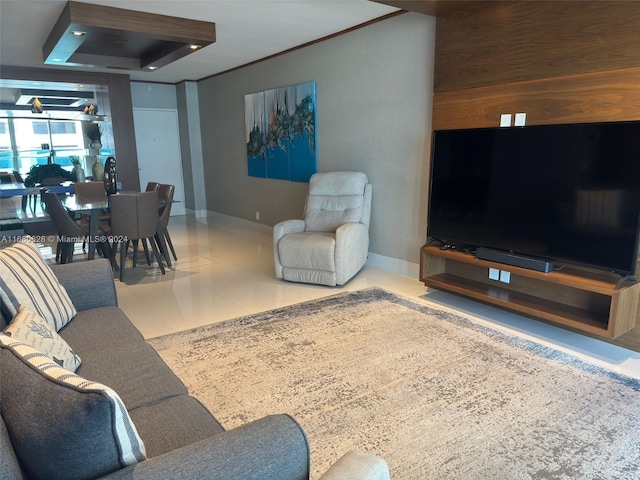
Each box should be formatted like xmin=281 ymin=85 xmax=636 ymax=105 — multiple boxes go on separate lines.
xmin=274 ymin=219 xmax=306 ymax=241
xmin=97 ymin=414 xmax=310 ymax=480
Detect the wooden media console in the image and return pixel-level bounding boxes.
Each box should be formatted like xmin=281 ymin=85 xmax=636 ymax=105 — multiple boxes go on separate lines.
xmin=420 ymin=245 xmax=640 ymax=339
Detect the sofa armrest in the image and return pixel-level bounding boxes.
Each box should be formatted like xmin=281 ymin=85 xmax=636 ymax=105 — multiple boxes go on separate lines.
xmin=98 ymin=414 xmax=309 ymax=480
xmin=319 ymin=450 xmax=391 ymax=480
xmin=50 ymin=259 xmax=117 ymax=311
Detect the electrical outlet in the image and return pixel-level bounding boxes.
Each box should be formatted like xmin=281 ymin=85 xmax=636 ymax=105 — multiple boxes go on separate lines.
xmin=255 ymin=211 xmax=260 ymax=221
xmin=515 ymin=113 xmax=527 ymax=126
xmin=500 ymin=114 xmax=512 ymax=127
xmin=499 ymin=270 xmax=511 ymax=284
xmin=489 ymin=268 xmax=500 ymax=280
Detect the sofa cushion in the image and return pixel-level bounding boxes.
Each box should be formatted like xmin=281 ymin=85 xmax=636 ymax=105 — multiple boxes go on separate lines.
xmin=0 ymin=334 xmax=146 ymax=480
xmin=0 ymin=239 xmax=76 ymax=331
xmin=59 ymin=306 xmax=187 ymax=410
xmin=129 ymin=394 xmax=225 ymax=457
xmin=72 ymin=340 xmax=188 ymax=411
xmin=4 ymin=304 xmax=81 ymax=371
xmin=58 ymin=305 xmax=145 ymax=352
xmin=1 ymin=417 xmax=23 ymax=480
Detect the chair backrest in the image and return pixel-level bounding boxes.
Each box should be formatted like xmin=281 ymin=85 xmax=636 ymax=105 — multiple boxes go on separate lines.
xmin=43 ymin=191 xmax=84 ymax=238
xmin=109 ymin=191 xmax=159 ymax=239
xmin=157 ymin=184 xmax=175 ymax=227
xmin=145 ymin=182 xmax=160 ymax=192
xmin=303 ymin=171 xmax=372 ymax=232
xmin=74 ymin=181 xmax=107 ymax=204
xmin=12 ymin=170 xmax=24 ymax=184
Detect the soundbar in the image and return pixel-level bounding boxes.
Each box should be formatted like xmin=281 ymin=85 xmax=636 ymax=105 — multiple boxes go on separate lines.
xmin=476 ymin=247 xmax=554 ymax=273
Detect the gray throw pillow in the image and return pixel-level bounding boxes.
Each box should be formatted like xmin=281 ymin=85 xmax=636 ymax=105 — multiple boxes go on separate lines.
xmin=0 ymin=334 xmax=146 ymax=480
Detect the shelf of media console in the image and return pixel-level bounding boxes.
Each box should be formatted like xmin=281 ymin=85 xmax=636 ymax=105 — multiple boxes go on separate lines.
xmin=419 ymin=245 xmax=640 ymax=339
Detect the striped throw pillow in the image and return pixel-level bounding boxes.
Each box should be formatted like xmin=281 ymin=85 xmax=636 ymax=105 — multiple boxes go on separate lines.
xmin=0 ymin=239 xmax=76 ymax=331
xmin=0 ymin=334 xmax=146 ymax=480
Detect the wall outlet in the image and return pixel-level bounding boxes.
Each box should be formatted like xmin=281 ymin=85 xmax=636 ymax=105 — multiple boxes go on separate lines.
xmin=515 ymin=113 xmax=527 ymax=126
xmin=499 ymin=270 xmax=511 ymax=284
xmin=255 ymin=211 xmax=260 ymax=220
xmin=489 ymin=268 xmax=500 ymax=280
xmin=500 ymin=114 xmax=512 ymax=127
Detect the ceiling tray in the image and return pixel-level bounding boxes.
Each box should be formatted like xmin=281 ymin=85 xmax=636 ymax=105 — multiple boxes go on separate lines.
xmin=43 ymin=1 xmax=216 ymax=71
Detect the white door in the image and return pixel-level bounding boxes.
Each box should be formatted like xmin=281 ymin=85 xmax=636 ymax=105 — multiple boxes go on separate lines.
xmin=133 ymin=108 xmax=185 ymax=216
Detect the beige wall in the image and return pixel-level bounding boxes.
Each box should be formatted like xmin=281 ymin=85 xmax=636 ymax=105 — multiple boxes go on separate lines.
xmin=197 ymin=12 xmax=435 ymax=264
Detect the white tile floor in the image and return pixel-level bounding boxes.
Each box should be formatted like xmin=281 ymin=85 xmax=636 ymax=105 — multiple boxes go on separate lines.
xmin=110 ymin=212 xmax=640 ymax=380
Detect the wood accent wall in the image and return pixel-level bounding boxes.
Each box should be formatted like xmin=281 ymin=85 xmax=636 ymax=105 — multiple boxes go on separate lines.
xmin=431 ymin=0 xmax=640 ymax=351
xmin=433 ymin=1 xmax=640 ymax=129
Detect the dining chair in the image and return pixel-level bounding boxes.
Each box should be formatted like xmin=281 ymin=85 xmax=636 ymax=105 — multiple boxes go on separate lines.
xmin=42 ymin=191 xmax=110 ymax=264
xmin=156 ymin=184 xmax=177 ymax=262
xmin=145 ymin=181 xmax=160 ymax=192
xmin=13 ymin=170 xmax=39 ymax=211
xmin=74 ymin=181 xmax=108 ymax=204
xmin=73 ymin=181 xmax=111 ymax=252
xmin=109 ymin=191 xmax=166 ymax=281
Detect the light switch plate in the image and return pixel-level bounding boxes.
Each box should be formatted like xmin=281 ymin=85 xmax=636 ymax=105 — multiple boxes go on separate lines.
xmin=489 ymin=268 xmax=500 ymax=280
xmin=515 ymin=113 xmax=526 ymax=126
xmin=500 ymin=114 xmax=512 ymax=127
xmin=499 ymin=270 xmax=511 ymax=284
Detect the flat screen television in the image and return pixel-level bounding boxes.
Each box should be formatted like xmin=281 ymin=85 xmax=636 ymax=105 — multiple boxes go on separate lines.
xmin=427 ymin=121 xmax=640 ymax=277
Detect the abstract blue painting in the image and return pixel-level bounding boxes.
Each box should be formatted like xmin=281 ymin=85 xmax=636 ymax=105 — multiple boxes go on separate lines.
xmin=245 ymin=81 xmax=317 ymax=182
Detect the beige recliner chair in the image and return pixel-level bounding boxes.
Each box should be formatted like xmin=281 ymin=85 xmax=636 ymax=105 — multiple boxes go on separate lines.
xmin=273 ymin=171 xmax=372 ymax=286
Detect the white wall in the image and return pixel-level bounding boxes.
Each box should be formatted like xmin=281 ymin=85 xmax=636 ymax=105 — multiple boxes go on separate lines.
xmin=197 ymin=13 xmax=435 ymax=264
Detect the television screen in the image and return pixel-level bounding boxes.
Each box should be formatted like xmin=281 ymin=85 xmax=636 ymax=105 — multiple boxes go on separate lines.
xmin=427 ymin=121 xmax=640 ymax=276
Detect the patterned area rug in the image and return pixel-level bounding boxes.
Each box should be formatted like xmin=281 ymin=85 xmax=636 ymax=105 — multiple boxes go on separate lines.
xmin=148 ymin=288 xmax=640 ymax=479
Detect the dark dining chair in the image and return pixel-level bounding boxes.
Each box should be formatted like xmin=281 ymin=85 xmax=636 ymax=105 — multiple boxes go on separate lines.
xmin=42 ymin=191 xmax=110 ymax=264
xmin=156 ymin=184 xmax=177 ymax=262
xmin=109 ymin=191 xmax=165 ymax=281
xmin=73 ymin=181 xmax=111 ymax=252
xmin=13 ymin=170 xmax=37 ymax=211
xmin=145 ymin=181 xmax=160 ymax=192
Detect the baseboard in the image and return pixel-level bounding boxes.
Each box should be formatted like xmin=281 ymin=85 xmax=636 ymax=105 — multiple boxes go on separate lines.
xmin=204 ymin=211 xmax=419 ymax=278
xmin=366 ymin=252 xmax=419 ymax=279
xmin=206 ymin=211 xmax=274 ymax=235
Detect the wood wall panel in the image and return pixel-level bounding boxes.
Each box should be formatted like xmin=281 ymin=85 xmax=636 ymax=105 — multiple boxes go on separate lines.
xmin=431 ymin=1 xmax=640 ymax=351
xmin=435 ymin=1 xmax=640 ymax=92
xmin=432 ymin=67 xmax=640 ymax=130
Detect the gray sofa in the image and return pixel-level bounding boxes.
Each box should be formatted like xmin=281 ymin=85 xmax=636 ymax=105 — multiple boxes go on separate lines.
xmin=1 ymin=258 xmax=390 ymax=480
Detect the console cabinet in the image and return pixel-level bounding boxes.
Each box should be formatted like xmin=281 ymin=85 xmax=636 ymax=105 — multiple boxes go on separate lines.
xmin=420 ymin=245 xmax=640 ymax=339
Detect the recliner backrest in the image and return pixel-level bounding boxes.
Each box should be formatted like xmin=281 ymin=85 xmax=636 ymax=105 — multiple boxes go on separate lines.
xmin=303 ymin=171 xmax=371 ymax=232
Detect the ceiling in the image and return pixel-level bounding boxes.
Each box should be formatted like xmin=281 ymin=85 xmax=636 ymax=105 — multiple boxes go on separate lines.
xmin=0 ymin=0 xmax=403 ymax=85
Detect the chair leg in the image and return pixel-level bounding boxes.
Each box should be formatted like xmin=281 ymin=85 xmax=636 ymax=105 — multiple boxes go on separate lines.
xmin=142 ymin=239 xmax=152 ymax=265
xmin=148 ymin=236 xmax=166 ymax=275
xmin=132 ymin=239 xmax=139 ymax=267
xmin=109 ymin=240 xmax=119 ymax=271
xmin=163 ymin=227 xmax=178 ymax=261
xmin=119 ymin=240 xmax=127 ymax=282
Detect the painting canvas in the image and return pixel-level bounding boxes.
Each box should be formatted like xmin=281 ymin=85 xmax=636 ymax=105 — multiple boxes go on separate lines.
xmin=245 ymin=81 xmax=317 ymax=182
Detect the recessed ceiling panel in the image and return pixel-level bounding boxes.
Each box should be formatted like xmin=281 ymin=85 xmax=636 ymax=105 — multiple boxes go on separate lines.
xmin=42 ymin=1 xmax=216 ymax=71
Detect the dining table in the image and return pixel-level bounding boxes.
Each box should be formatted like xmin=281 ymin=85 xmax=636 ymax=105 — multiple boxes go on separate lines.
xmin=62 ymin=193 xmax=174 ymax=268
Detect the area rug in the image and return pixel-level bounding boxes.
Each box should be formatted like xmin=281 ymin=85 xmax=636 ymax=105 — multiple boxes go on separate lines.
xmin=148 ymin=288 xmax=640 ymax=479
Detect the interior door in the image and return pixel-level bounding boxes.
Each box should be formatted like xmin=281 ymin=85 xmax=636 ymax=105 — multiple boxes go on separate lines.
xmin=133 ymin=108 xmax=185 ymax=216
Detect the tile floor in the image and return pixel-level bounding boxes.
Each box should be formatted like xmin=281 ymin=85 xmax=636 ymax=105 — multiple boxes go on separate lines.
xmin=96 ymin=212 xmax=640 ymax=380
